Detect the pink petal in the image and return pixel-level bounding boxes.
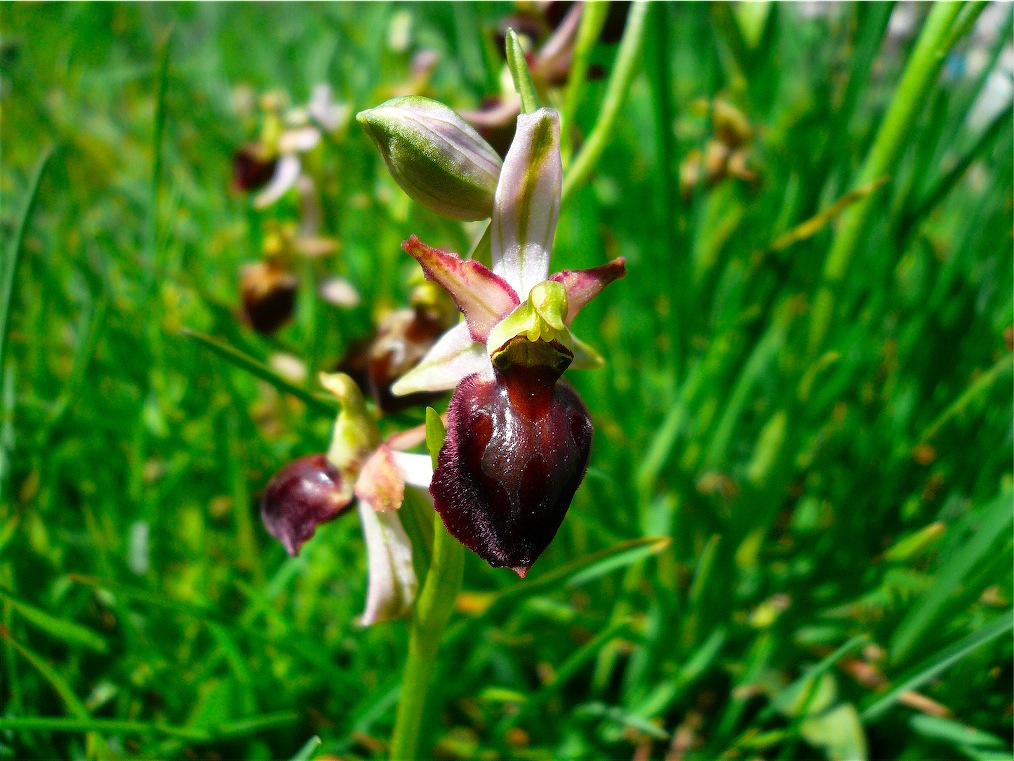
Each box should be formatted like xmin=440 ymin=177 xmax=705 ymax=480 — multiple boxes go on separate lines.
xmin=354 ymin=444 xmax=405 ymax=513
xmin=550 ymin=258 xmax=627 ymax=324
xmin=403 ymin=236 xmax=519 ymax=342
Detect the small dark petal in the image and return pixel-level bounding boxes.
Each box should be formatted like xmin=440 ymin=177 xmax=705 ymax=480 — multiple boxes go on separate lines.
xmin=240 ymin=262 xmax=298 ymax=335
xmin=261 ymin=454 xmax=354 ymax=556
xmin=368 ymin=308 xmax=448 ymax=413
xmin=431 ymin=370 xmax=593 ymax=576
xmin=232 ymin=145 xmax=278 ymax=192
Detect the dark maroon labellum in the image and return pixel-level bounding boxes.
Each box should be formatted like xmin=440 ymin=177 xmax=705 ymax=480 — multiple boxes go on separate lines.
xmin=431 ymin=367 xmax=593 ymax=577
xmin=232 ymin=144 xmax=278 ymax=192
xmin=261 ymin=454 xmax=353 ymax=556
xmin=240 ymin=261 xmax=298 ymax=335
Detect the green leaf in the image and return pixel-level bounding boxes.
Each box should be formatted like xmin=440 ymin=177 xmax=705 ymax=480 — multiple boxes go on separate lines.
xmin=890 ymin=489 xmax=1013 ymax=663
xmin=288 ymin=736 xmax=323 ymax=761
xmin=864 ymin=610 xmax=1014 ymax=721
xmin=800 ymin=703 xmax=868 ymax=761
xmin=425 ymin=407 xmax=446 ymax=469
xmin=183 ymin=329 xmax=339 ymax=415
xmin=504 ymin=28 xmax=539 ymax=115
xmin=0 ymin=586 xmax=107 ymax=653
xmin=909 ymin=714 xmax=1007 ymax=751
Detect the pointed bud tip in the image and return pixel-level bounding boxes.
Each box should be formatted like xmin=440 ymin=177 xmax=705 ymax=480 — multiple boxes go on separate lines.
xmin=513 ymin=565 xmax=530 ymax=579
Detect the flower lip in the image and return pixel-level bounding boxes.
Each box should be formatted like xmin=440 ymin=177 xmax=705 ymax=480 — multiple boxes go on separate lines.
xmin=261 ymin=454 xmax=354 ymax=556
xmin=430 ymin=371 xmax=593 ymax=576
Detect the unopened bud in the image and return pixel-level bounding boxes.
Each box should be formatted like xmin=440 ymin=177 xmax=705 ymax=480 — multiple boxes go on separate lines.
xmin=357 ymin=96 xmax=503 ymax=220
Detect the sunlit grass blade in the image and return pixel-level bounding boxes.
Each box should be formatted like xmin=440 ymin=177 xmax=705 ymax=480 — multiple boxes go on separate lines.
xmin=457 ymin=536 xmax=671 ymax=616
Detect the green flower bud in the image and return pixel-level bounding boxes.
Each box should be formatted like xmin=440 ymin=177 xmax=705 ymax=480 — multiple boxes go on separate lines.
xmin=357 ymin=96 xmax=503 ymax=221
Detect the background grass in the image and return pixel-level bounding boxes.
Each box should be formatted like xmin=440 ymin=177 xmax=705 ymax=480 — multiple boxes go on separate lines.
xmin=2 ymin=3 xmax=1012 ymax=760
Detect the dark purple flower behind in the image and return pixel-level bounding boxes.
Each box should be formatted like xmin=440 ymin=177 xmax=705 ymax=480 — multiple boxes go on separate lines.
xmin=261 ymin=454 xmax=354 ymax=556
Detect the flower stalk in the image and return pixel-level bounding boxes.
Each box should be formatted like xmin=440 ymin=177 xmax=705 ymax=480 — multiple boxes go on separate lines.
xmin=389 ymin=410 xmax=463 ymax=761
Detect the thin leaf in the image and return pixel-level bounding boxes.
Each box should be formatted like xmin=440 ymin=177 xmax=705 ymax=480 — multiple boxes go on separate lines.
xmin=765 ymin=176 xmax=889 ymax=253
xmin=1 ymin=628 xmax=90 ymax=719
xmin=457 ymin=536 xmax=671 ymax=616
xmin=864 ymin=611 xmax=1014 ymax=721
xmin=890 ymin=489 xmax=1013 ymax=663
xmin=0 ymin=587 xmax=107 ymax=653
xmin=183 ymin=329 xmax=338 ymax=415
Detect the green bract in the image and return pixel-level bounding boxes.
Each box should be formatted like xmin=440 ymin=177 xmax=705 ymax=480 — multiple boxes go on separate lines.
xmin=357 ymin=96 xmax=503 ymax=221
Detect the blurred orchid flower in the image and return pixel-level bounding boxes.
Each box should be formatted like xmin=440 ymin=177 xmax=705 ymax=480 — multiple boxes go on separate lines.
xmin=260 ymin=373 xmax=432 ymax=625
xmin=368 ymin=106 xmax=625 ymax=576
xmin=233 ymin=86 xmax=349 ymax=208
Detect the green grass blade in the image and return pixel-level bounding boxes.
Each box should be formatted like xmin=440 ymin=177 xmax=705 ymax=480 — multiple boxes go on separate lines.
xmin=864 ymin=611 xmax=1014 ymax=722
xmin=561 ymin=0 xmax=650 ymax=205
xmin=0 ymin=147 xmax=53 ymax=379
xmin=1 ymin=628 xmax=90 ymax=719
xmin=183 ymin=329 xmax=339 ymax=415
xmin=890 ymin=489 xmax=1013 ymax=663
xmin=0 ymin=587 xmax=108 ymax=653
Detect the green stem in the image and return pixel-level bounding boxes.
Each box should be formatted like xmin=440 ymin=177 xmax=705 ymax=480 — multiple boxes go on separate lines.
xmin=389 ymin=412 xmax=464 ymax=761
xmin=506 ymin=29 xmax=540 ymax=115
xmin=560 ymin=1 xmax=609 ymax=161
xmin=561 ymin=0 xmax=649 ymax=205
xmin=807 ymin=2 xmax=971 ymax=352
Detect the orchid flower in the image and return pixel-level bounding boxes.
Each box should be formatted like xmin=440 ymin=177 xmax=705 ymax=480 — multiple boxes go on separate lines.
xmin=358 ymin=102 xmax=625 ymax=577
xmin=260 ymin=373 xmax=432 ymax=625
xmin=233 ymin=85 xmax=349 ymax=209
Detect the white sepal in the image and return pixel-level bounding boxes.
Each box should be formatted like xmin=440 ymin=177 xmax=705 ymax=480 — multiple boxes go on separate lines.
xmin=357 ymin=501 xmax=417 ymax=626
xmin=391 ymin=322 xmax=493 ymax=396
xmin=254 ymin=154 xmax=302 ymax=208
xmin=491 ymin=109 xmax=561 ymax=300
xmin=391 ymin=452 xmax=434 ymax=489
